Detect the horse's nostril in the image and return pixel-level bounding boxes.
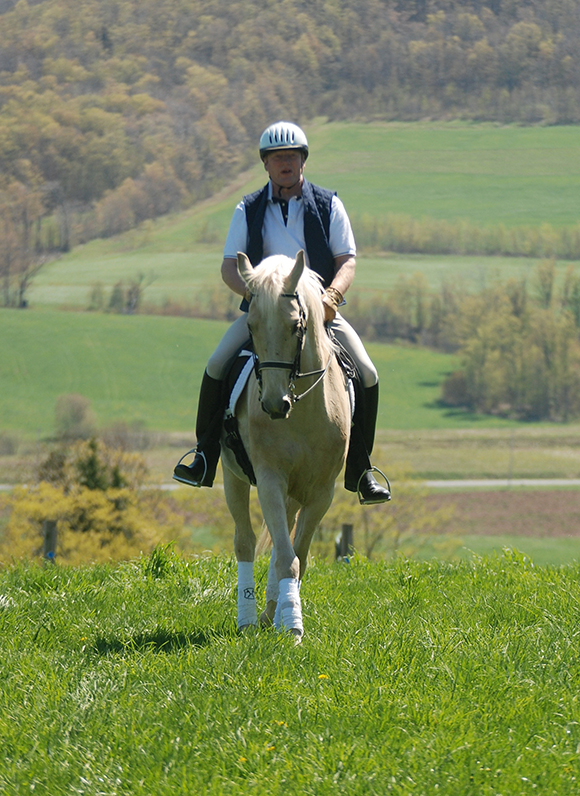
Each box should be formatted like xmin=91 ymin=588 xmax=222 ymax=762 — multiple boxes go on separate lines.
xmin=262 ymin=397 xmax=292 ymax=420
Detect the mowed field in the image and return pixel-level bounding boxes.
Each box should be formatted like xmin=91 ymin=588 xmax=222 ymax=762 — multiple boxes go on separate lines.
xmin=29 ymin=120 xmax=580 ymax=309
xmin=0 ymin=308 xmax=467 ymax=437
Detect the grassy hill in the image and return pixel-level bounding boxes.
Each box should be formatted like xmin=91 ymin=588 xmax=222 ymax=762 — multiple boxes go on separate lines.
xmin=2 ymin=550 xmax=580 ymax=794
xmin=30 ymin=121 xmax=580 ymax=309
xmin=2 ymin=307 xmax=495 ymax=437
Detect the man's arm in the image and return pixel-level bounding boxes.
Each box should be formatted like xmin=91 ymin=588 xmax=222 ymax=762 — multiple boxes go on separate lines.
xmin=322 ymin=253 xmax=356 ymax=322
xmin=330 ymin=253 xmax=356 ymax=297
xmin=221 ymin=256 xmax=248 ymax=297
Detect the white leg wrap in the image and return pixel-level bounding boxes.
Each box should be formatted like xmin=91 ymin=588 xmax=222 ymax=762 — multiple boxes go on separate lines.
xmin=276 ymin=578 xmax=303 ymax=635
xmin=237 ymin=561 xmax=257 ymax=628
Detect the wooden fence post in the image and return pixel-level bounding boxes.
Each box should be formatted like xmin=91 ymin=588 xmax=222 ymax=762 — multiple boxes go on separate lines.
xmin=43 ymin=520 xmax=57 ymax=563
xmin=335 ymin=523 xmax=354 ymax=561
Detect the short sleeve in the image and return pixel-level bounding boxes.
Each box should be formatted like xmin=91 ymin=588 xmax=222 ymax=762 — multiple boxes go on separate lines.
xmin=223 ymin=201 xmax=249 ymax=259
xmin=328 ymin=196 xmax=356 ymax=258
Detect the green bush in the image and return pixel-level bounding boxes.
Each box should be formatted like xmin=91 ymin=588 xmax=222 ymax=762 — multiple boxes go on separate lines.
xmin=54 ymin=393 xmax=97 ymax=440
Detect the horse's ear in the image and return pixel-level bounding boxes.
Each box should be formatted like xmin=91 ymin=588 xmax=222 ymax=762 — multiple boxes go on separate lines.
xmin=237 ymin=252 xmax=253 ymax=285
xmin=284 ymin=250 xmax=305 ymax=294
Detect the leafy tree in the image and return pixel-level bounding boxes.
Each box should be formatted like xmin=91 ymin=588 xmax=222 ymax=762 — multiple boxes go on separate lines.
xmin=439 ymin=263 xmax=580 ymax=421
xmin=0 ymin=181 xmax=48 ymax=307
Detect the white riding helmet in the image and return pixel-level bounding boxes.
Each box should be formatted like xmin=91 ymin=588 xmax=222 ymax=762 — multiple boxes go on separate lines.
xmin=259 ymin=121 xmax=309 ymax=161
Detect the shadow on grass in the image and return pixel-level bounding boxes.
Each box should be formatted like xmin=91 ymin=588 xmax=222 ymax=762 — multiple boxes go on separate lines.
xmin=423 ymin=399 xmax=488 ymax=422
xmin=91 ymin=627 xmax=219 ymax=656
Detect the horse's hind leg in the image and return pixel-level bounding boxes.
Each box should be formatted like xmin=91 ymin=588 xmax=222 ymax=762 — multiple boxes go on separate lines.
xmin=223 ymin=466 xmax=257 ymax=630
xmin=293 ymin=487 xmax=336 ymax=580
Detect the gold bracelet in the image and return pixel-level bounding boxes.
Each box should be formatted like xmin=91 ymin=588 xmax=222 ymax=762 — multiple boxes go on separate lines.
xmin=325 ymin=286 xmax=343 ymax=308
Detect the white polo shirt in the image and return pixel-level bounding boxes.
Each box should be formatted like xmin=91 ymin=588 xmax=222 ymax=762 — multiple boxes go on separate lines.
xmin=223 ymin=182 xmax=356 ymax=266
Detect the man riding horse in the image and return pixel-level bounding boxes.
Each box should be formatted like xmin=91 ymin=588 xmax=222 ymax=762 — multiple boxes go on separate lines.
xmin=174 ymin=121 xmax=391 ymax=505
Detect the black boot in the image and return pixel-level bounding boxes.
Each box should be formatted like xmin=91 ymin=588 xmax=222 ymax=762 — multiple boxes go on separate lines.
xmin=173 ymin=371 xmax=226 ymax=488
xmin=344 ymin=382 xmax=391 ymax=505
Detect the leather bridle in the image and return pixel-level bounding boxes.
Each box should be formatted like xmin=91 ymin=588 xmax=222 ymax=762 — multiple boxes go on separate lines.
xmin=250 ymin=291 xmax=331 ymax=405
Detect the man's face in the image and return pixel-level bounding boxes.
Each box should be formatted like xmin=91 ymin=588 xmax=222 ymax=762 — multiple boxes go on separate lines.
xmin=263 ymin=149 xmax=305 ymax=189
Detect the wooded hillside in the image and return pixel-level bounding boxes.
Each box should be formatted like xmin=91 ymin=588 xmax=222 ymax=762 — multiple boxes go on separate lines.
xmin=1 ymin=0 xmax=579 ymax=298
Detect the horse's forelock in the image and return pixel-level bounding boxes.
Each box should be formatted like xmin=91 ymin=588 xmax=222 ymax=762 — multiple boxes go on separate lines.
xmin=248 ymin=255 xmax=293 ymax=298
xmin=249 ymin=255 xmax=333 ymax=358
xmin=251 ymin=255 xmax=322 ymax=304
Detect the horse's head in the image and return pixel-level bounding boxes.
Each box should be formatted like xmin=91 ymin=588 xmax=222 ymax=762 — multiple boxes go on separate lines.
xmin=238 ymin=251 xmax=308 ymax=420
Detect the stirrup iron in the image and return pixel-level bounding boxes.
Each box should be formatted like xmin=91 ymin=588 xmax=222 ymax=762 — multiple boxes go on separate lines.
xmin=356 ymin=466 xmax=391 ymax=506
xmin=172 ymin=447 xmax=208 ymax=487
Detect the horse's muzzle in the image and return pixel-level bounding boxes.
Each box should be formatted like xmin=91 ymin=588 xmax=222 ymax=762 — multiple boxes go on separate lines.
xmin=261 ymin=396 xmax=292 ymax=420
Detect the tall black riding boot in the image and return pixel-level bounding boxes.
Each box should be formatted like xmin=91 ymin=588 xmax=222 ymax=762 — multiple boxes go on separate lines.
xmin=362 ymin=382 xmax=380 ymax=456
xmin=173 ymin=371 xmax=226 ymax=488
xmin=344 ymin=381 xmax=391 ymax=505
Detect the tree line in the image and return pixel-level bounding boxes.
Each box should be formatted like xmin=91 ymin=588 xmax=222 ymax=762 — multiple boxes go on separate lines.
xmin=1 ymin=0 xmax=579 ymax=288
xmin=347 ymin=259 xmax=580 ymax=422
xmin=80 ymin=255 xmax=580 ymax=422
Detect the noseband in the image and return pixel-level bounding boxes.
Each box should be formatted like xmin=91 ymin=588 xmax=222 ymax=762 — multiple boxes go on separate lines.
xmin=250 ymin=291 xmax=331 ymax=405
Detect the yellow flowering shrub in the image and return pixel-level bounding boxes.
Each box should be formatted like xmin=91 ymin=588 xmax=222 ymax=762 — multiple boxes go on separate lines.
xmin=0 ymin=440 xmax=183 ymax=566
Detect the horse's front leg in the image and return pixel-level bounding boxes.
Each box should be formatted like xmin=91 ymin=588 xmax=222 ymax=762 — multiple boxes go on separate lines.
xmin=223 ymin=466 xmax=257 ymax=630
xmin=261 ymin=497 xmax=300 ymax=628
xmin=257 ymin=472 xmax=303 ymax=641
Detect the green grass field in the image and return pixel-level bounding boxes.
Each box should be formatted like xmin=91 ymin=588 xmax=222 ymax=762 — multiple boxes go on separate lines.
xmin=5 ymin=306 xmax=515 ymax=438
xmin=2 ymin=550 xmax=580 ymax=794
xmin=6 ymin=307 xmax=580 ymax=485
xmin=31 ymin=246 xmax=565 ymax=309
xmin=306 ymin=120 xmax=580 ymax=227
xmin=29 ymin=120 xmax=580 ymax=309
xmin=457 ymin=534 xmax=580 ymax=567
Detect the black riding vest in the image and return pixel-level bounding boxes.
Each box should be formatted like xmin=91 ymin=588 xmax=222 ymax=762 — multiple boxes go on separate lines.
xmin=239 ymin=179 xmax=336 ymax=311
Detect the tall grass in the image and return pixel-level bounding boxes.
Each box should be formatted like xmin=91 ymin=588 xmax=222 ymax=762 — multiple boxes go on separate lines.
xmin=1 ymin=549 xmax=580 ymax=794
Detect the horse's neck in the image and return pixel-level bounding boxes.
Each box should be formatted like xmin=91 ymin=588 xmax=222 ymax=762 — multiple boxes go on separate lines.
xmin=302 ymin=314 xmax=329 ymax=372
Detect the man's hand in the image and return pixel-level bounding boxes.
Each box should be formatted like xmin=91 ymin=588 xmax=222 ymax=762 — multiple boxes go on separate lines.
xmin=322 ymin=295 xmax=337 ymax=322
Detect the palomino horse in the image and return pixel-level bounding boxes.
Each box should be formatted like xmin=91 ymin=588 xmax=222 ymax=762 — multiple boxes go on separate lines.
xmin=221 ymin=251 xmax=351 ymax=642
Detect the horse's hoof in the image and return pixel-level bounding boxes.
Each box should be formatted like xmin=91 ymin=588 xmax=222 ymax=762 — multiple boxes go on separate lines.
xmin=259 ymin=611 xmax=274 ymax=628
xmin=288 ymin=628 xmax=303 ymax=645
xmin=260 ymin=600 xmax=277 ymax=628
xmin=238 ymin=623 xmax=258 ymax=634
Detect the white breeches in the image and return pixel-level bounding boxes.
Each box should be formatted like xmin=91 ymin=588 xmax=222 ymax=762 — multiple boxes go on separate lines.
xmin=206 ymin=312 xmax=378 ymax=388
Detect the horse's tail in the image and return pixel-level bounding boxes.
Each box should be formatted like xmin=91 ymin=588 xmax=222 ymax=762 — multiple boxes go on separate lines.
xmin=255 ymin=517 xmax=297 ymax=556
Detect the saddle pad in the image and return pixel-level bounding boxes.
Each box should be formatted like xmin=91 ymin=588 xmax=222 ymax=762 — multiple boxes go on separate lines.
xmin=227 ymin=350 xmax=254 ymax=417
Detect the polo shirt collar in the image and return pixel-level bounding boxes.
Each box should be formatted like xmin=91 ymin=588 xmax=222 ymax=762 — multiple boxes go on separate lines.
xmin=268 ymin=181 xmax=303 ymax=202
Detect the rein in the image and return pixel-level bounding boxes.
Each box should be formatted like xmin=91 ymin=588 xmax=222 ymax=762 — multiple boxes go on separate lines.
xmin=251 ymin=291 xmax=332 ymax=404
